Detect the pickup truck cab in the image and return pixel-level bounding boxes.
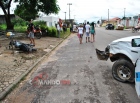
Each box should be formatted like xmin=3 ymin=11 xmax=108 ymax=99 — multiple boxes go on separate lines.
xmin=96 ymin=36 xmax=140 ymax=98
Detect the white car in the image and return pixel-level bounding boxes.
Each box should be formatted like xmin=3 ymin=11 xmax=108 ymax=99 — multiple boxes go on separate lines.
xmin=115 ymin=24 xmax=124 ymax=30
xmin=96 ymin=36 xmax=140 ymax=98
xmin=73 ymin=25 xmax=78 ymax=32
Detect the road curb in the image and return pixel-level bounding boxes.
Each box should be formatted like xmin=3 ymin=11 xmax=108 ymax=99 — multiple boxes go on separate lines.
xmin=0 ymin=33 xmax=71 ymax=100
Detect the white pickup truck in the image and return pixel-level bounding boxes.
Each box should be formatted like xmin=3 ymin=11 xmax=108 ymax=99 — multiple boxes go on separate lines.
xmin=96 ymin=36 xmax=140 ymax=98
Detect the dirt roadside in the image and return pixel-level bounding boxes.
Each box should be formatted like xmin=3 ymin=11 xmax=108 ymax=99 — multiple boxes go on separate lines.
xmin=0 ymin=34 xmax=68 ymax=100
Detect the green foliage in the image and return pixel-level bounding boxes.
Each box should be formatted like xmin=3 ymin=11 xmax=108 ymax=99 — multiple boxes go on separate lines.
xmin=2 ymin=0 xmax=9 ymax=9
xmin=14 ymin=26 xmax=27 ymax=33
xmin=0 ymin=24 xmax=6 ymax=31
xmin=12 ymin=18 xmax=27 ymax=26
xmin=40 ymin=25 xmax=47 ymax=30
xmin=59 ymin=28 xmax=70 ymax=38
xmin=0 ymin=22 xmax=70 ymax=38
xmin=14 ymin=0 xmax=60 ymax=21
xmin=51 ymin=27 xmax=57 ymax=37
xmin=33 ymin=21 xmax=46 ymax=27
xmin=46 ymin=27 xmax=52 ymax=36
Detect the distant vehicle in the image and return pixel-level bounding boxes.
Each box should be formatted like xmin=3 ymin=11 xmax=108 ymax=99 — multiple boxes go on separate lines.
xmin=73 ymin=24 xmax=78 ymax=32
xmin=116 ymin=24 xmax=124 ymax=30
xmin=132 ymin=22 xmax=140 ymax=33
xmin=105 ymin=24 xmax=114 ymax=30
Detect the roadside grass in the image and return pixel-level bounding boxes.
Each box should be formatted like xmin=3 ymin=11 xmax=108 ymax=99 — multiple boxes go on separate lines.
xmin=0 ymin=24 xmax=70 ymax=38
xmin=14 ymin=26 xmax=27 ymax=33
xmin=60 ymin=28 xmax=70 ymax=38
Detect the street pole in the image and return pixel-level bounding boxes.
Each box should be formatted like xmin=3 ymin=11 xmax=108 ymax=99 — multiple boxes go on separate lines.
xmin=124 ymin=8 xmax=126 ymax=27
xmin=64 ymin=12 xmax=66 ymax=22
xmin=108 ymin=9 xmax=109 ymax=24
xmin=67 ymin=3 xmax=72 ymax=22
xmin=74 ymin=15 xmax=76 ymax=22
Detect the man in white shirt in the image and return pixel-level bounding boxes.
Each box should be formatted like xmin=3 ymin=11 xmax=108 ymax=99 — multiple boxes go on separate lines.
xmin=85 ymin=22 xmax=90 ymax=43
xmin=78 ymin=24 xmax=84 ymax=44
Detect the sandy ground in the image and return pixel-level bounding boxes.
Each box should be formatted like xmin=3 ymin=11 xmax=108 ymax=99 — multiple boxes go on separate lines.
xmin=0 ymin=36 xmax=63 ymax=97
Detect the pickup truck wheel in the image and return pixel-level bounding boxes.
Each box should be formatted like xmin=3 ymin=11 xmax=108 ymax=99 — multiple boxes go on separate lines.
xmin=112 ymin=59 xmax=135 ymax=83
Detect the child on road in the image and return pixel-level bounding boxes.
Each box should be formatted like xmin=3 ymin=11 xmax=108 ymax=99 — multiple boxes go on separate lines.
xmin=77 ymin=24 xmax=84 ymax=44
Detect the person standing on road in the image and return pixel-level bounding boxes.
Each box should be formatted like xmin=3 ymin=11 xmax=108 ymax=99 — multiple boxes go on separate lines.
xmin=90 ymin=22 xmax=95 ymax=43
xmin=85 ymin=22 xmax=90 ymax=43
xmin=77 ymin=24 xmax=84 ymax=44
xmin=57 ymin=22 xmax=60 ymax=38
xmin=83 ymin=23 xmax=86 ymax=33
xmin=28 ymin=19 xmax=35 ymax=46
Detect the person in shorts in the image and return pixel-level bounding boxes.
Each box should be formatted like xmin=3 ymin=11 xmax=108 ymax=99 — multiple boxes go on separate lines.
xmin=85 ymin=22 xmax=90 ymax=43
xmin=77 ymin=24 xmax=84 ymax=44
xmin=90 ymin=22 xmax=95 ymax=43
xmin=28 ymin=20 xmax=35 ymax=46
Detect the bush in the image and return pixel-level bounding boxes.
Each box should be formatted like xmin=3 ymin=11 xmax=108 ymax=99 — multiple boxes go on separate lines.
xmin=14 ymin=26 xmax=27 ymax=33
xmin=0 ymin=24 xmax=6 ymax=31
xmin=33 ymin=21 xmax=46 ymax=27
xmin=40 ymin=25 xmax=47 ymax=30
xmin=46 ymin=27 xmax=52 ymax=36
xmin=59 ymin=28 xmax=70 ymax=38
xmin=12 ymin=18 xmax=27 ymax=26
xmin=51 ymin=27 xmax=57 ymax=37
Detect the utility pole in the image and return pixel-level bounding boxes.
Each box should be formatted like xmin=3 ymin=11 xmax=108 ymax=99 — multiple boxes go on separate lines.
xmin=108 ymin=9 xmax=109 ymax=24
xmin=67 ymin=3 xmax=72 ymax=22
xmin=74 ymin=15 xmax=76 ymax=22
xmin=124 ymin=8 xmax=126 ymax=27
xmin=64 ymin=12 xmax=66 ymax=22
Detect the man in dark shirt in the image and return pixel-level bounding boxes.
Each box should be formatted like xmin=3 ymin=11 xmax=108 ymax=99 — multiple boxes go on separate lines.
xmin=28 ymin=20 xmax=35 ymax=46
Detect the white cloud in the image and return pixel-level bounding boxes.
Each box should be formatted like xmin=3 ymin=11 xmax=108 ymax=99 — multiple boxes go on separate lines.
xmin=0 ymin=1 xmax=18 ymax=14
xmin=56 ymin=0 xmax=140 ymax=23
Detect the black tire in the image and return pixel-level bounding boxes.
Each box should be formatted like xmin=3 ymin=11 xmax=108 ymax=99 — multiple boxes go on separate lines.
xmin=35 ymin=32 xmax=41 ymax=39
xmin=132 ymin=28 xmax=135 ymax=33
xmin=112 ymin=59 xmax=135 ymax=83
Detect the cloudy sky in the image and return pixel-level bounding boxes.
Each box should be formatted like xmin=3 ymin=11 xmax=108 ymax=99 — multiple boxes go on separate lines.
xmin=0 ymin=0 xmax=140 ymax=23
xmin=56 ymin=0 xmax=140 ymax=23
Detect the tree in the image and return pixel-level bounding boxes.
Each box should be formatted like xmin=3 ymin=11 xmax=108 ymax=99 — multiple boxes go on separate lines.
xmin=14 ymin=0 xmax=60 ymax=21
xmin=0 ymin=0 xmax=14 ymax=30
xmin=0 ymin=0 xmax=60 ymax=30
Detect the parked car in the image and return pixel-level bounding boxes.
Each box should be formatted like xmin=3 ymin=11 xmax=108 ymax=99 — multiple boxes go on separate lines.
xmin=105 ymin=24 xmax=114 ymax=30
xmin=116 ymin=24 xmax=124 ymax=30
xmin=73 ymin=24 xmax=78 ymax=32
xmin=96 ymin=36 xmax=140 ymax=98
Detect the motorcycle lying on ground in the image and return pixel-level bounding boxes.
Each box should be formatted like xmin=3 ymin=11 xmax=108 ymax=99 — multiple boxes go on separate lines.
xmin=27 ymin=25 xmax=42 ymax=39
xmin=6 ymin=32 xmax=37 ymax=52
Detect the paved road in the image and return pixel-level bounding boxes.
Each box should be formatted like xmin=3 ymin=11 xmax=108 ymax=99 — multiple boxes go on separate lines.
xmin=3 ymin=28 xmax=140 ymax=103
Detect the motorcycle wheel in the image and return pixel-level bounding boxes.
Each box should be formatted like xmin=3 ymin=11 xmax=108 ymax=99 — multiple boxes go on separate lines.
xmin=132 ymin=27 xmax=135 ymax=33
xmin=35 ymin=32 xmax=41 ymax=39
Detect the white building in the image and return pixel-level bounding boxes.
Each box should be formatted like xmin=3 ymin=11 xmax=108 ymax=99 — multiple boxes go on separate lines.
xmin=35 ymin=16 xmax=59 ymax=27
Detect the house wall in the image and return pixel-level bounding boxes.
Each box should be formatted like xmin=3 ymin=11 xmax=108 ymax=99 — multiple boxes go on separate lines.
xmin=0 ymin=15 xmax=17 ymax=24
xmin=36 ymin=16 xmax=59 ymax=27
xmin=120 ymin=18 xmax=139 ymax=27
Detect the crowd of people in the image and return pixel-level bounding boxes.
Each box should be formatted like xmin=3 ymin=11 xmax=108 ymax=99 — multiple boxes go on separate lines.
xmin=27 ymin=19 xmax=96 ymax=46
xmin=77 ymin=22 xmax=96 ymax=44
